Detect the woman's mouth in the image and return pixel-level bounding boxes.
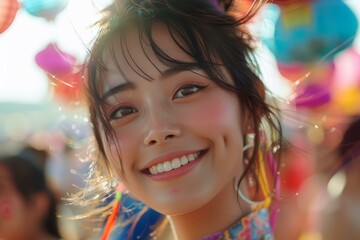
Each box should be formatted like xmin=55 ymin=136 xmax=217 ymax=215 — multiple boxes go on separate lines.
xmin=144 ymin=150 xmax=206 ymax=176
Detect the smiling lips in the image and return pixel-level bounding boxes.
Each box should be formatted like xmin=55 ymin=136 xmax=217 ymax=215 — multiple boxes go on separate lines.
xmin=148 ymin=152 xmax=201 ymax=175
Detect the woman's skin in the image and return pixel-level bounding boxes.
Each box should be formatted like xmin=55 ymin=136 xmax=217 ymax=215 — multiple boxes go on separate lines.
xmin=0 ymin=165 xmax=54 ymax=240
xmin=0 ymin=164 xmax=29 ymax=240
xmin=98 ymin=23 xmax=253 ymax=239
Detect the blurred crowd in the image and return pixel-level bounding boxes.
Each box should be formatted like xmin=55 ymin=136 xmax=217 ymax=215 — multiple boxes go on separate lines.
xmin=0 ymin=123 xmax=99 ymax=239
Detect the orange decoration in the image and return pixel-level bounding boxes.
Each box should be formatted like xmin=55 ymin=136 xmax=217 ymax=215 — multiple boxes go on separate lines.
xmin=50 ymin=68 xmax=85 ymax=105
xmin=0 ymin=0 xmax=19 ymax=34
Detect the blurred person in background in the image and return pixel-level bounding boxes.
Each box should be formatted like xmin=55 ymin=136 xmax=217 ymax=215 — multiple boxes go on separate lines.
xmin=0 ymin=145 xmax=62 ymax=240
xmin=319 ymin=116 xmax=360 ymax=240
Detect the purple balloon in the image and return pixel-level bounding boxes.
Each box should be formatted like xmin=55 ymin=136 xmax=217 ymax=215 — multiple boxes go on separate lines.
xmin=293 ymin=84 xmax=331 ymax=108
xmin=35 ymin=43 xmax=76 ymax=76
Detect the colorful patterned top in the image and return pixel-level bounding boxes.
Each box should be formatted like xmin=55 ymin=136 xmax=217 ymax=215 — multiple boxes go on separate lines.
xmin=201 ymin=208 xmax=273 ymax=240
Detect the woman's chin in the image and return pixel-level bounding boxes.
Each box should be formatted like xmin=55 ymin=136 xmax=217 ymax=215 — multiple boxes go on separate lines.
xmin=148 ymin=197 xmax=209 ymax=217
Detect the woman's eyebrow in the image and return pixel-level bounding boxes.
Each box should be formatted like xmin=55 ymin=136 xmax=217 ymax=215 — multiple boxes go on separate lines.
xmin=101 ymin=63 xmax=201 ymax=100
xmin=160 ymin=63 xmax=201 ymax=79
xmin=101 ymin=81 xmax=135 ymax=101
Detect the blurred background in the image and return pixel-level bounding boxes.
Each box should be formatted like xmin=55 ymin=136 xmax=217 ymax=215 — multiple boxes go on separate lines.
xmin=1 ymin=0 xmax=360 ymax=239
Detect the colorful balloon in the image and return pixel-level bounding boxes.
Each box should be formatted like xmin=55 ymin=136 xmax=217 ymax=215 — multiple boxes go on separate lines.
xmin=291 ymin=84 xmax=331 ymax=109
xmin=330 ymin=48 xmax=360 ymax=115
xmin=22 ymin=0 xmax=68 ymax=20
xmin=333 ymin=87 xmax=360 ymax=116
xmin=35 ymin=43 xmax=76 ymax=76
xmin=271 ymin=0 xmax=358 ymax=64
xmin=277 ymin=62 xmax=309 ymax=83
xmin=287 ymin=62 xmax=334 ymax=108
xmin=277 ymin=60 xmax=335 ymax=83
xmin=333 ymin=48 xmax=360 ymax=88
xmin=281 ymin=148 xmax=312 ymax=193
xmin=0 ymin=0 xmax=19 ymax=34
xmin=51 ymin=70 xmax=85 ymax=105
xmin=35 ymin=43 xmax=84 ymax=105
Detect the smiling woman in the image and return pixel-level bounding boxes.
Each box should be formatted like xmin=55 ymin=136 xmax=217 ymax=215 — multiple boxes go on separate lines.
xmin=82 ymin=0 xmax=283 ymax=239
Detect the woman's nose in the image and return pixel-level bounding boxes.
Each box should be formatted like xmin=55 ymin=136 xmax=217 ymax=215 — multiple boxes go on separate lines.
xmin=143 ymin=111 xmax=181 ymax=146
xmin=144 ymin=129 xmax=180 ymax=145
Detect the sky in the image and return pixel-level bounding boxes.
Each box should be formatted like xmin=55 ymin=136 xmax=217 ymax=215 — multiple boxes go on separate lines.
xmin=1 ymin=0 xmax=360 ymax=103
xmin=0 ymin=0 xmax=112 ymax=103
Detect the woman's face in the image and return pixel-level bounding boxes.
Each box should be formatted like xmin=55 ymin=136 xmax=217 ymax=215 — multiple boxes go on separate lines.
xmin=0 ymin=165 xmax=35 ymax=239
xmin=98 ymin=24 xmax=247 ymax=215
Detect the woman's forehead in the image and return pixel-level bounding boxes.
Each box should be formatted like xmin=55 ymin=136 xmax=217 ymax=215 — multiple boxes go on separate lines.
xmin=104 ymin=23 xmax=191 ymax=66
xmin=99 ymin=23 xmax=195 ymax=90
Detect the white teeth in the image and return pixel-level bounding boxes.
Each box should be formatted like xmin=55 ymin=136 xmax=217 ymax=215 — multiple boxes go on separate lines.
xmin=157 ymin=164 xmax=164 ymax=173
xmin=180 ymin=155 xmax=188 ymax=165
xmin=148 ymin=152 xmax=201 ymax=175
xmin=172 ymin=158 xmax=181 ymax=169
xmin=188 ymin=154 xmax=195 ymax=162
xmin=163 ymin=162 xmax=172 ymax=172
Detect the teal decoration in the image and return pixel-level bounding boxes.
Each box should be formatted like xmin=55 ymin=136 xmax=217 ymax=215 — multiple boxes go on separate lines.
xmin=269 ymin=0 xmax=358 ymax=64
xmin=22 ymin=0 xmax=68 ymax=20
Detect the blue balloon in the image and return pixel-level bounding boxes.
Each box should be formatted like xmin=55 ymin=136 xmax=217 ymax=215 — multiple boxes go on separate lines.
xmin=22 ymin=0 xmax=68 ymax=20
xmin=270 ymin=0 xmax=358 ymax=64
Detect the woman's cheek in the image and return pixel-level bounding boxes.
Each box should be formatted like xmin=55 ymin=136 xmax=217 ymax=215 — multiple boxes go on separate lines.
xmin=183 ymin=97 xmax=239 ymax=130
xmin=105 ymin=127 xmax=139 ymax=175
xmin=0 ymin=199 xmax=13 ymax=220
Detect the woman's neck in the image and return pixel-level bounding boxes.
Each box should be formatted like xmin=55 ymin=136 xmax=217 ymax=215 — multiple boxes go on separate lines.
xmin=168 ymin=183 xmax=250 ymax=240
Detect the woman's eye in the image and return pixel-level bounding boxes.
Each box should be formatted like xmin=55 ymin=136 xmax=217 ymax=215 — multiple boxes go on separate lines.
xmin=110 ymin=106 xmax=137 ymax=120
xmin=173 ymin=85 xmax=206 ymax=99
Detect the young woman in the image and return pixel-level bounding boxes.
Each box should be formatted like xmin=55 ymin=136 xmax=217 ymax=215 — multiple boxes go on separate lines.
xmin=85 ymin=0 xmax=282 ymax=239
xmin=0 ymin=146 xmax=61 ymax=240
